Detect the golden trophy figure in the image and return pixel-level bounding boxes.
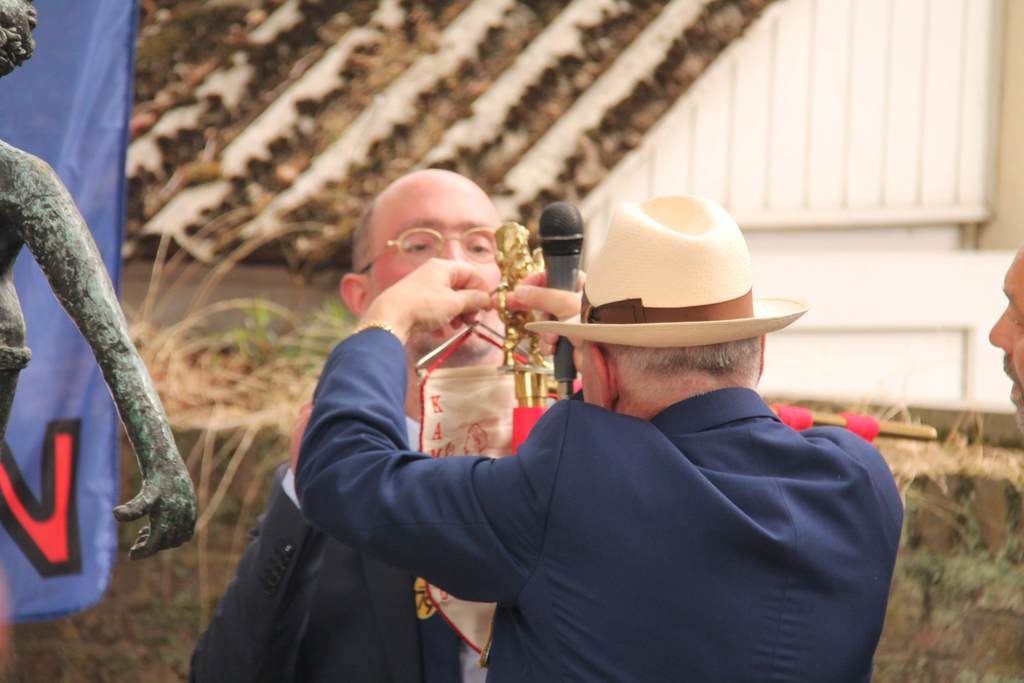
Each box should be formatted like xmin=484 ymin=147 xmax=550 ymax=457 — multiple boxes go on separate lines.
xmin=493 ymin=221 xmax=550 ymax=448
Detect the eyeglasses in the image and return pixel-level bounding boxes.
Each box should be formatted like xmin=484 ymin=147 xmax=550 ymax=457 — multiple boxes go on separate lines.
xmin=357 ymin=226 xmax=498 ymax=274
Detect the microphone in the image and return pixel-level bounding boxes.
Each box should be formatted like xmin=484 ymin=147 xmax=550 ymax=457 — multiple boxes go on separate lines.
xmin=539 ymin=202 xmax=584 ymax=399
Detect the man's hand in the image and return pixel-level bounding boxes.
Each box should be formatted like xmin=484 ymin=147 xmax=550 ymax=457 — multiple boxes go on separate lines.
xmin=503 ymin=270 xmax=585 ymax=356
xmin=360 ymin=259 xmax=492 ymax=343
xmin=289 ymin=401 xmax=313 ymax=474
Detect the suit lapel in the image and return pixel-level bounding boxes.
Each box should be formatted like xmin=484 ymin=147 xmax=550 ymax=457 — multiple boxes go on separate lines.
xmin=362 ymin=554 xmax=423 ymax=683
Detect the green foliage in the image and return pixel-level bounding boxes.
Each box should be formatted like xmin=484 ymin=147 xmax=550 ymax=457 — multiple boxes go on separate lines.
xmin=216 ymin=297 xmax=354 ymax=369
xmin=220 ymin=300 xmax=285 ymax=364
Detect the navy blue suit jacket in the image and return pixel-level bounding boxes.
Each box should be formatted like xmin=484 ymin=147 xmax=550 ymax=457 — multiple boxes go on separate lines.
xmin=297 ymin=330 xmax=903 ymax=682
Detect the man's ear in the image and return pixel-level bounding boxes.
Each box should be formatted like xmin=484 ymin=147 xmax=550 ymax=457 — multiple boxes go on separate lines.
xmin=341 ymin=273 xmax=371 ymax=317
xmin=584 ymin=342 xmax=619 ymax=411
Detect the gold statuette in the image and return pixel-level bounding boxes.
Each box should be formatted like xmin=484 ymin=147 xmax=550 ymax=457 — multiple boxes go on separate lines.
xmin=494 ymin=221 xmax=551 ymax=406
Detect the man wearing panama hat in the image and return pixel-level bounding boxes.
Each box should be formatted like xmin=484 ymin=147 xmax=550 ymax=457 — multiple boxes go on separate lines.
xmin=295 ymin=195 xmax=903 ymax=682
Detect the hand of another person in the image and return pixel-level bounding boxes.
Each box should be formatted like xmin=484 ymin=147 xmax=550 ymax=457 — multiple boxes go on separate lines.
xmin=290 ymin=401 xmax=313 ymax=474
xmin=360 ymin=259 xmax=492 ymax=342
xmin=503 ymin=270 xmax=585 ymax=356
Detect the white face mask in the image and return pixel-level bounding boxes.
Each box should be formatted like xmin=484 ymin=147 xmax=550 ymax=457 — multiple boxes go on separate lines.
xmin=415 ymin=364 xmax=518 ymax=660
xmin=417 ymin=365 xmax=518 ymax=459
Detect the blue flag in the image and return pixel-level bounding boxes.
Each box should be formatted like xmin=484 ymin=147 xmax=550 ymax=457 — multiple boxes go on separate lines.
xmin=0 ymin=0 xmax=139 ymax=621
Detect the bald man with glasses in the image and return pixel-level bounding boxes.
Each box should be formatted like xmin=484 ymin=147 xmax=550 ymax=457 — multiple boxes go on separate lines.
xmin=191 ymin=170 xmax=574 ymax=683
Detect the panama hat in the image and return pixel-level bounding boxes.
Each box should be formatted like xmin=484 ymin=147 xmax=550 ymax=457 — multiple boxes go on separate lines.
xmin=527 ymin=195 xmax=807 ymax=348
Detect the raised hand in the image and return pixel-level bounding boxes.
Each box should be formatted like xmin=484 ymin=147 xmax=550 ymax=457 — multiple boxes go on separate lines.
xmin=360 ymin=258 xmax=492 ymax=342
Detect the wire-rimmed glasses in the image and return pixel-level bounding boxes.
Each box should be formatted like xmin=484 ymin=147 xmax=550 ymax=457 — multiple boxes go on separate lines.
xmin=357 ymin=226 xmax=498 ymax=274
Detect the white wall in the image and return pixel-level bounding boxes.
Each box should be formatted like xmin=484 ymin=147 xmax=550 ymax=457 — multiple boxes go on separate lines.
xmin=578 ymin=0 xmax=1011 ymax=412
xmin=581 ymin=0 xmax=1002 ymax=245
xmin=754 ymin=251 xmax=1012 ymax=411
xmin=985 ymin=0 xmax=1024 ymax=249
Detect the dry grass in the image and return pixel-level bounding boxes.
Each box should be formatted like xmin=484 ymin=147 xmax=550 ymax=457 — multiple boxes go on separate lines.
xmin=131 ymin=228 xmax=353 ymax=432
xmin=121 ymin=237 xmax=355 ymax=639
xmin=880 ymin=437 xmax=1024 ymax=492
xmin=136 ymin=295 xmax=347 ymax=432
xmin=763 ymin=396 xmax=1024 ymax=490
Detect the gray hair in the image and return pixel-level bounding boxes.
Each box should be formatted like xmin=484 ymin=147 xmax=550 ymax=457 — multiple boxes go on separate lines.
xmin=602 ymin=337 xmax=762 ymax=387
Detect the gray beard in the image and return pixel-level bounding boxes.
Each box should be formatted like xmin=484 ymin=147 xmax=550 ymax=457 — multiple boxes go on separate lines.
xmin=1003 ymin=356 xmax=1024 ymax=431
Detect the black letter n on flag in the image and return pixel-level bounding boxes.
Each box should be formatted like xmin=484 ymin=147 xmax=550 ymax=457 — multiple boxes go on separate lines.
xmin=0 ymin=420 xmax=82 ymax=576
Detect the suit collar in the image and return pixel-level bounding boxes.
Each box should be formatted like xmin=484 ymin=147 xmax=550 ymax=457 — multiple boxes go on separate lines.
xmin=650 ymin=387 xmax=777 ymax=435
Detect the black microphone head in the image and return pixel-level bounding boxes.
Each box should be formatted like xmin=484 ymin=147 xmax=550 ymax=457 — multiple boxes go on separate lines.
xmin=538 ymin=202 xmax=583 ymax=256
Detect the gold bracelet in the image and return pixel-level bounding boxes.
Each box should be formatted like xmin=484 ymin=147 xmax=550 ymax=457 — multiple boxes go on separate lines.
xmin=354 ymin=320 xmax=398 ymax=337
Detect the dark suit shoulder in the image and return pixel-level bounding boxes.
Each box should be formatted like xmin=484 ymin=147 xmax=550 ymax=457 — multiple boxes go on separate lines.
xmin=191 ymin=470 xmax=326 ymax=683
xmin=795 ymin=425 xmax=904 ymax=532
xmin=800 ymin=425 xmax=897 ymax=481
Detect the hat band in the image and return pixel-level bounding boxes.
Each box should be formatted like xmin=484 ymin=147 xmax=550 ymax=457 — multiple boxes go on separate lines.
xmin=582 ymin=289 xmax=754 ymax=324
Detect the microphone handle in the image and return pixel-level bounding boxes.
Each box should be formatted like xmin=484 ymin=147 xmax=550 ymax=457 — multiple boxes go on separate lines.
xmin=554 ymin=338 xmax=575 ymax=398
xmin=544 ymin=255 xmax=578 ymax=292
xmin=543 ymin=253 xmax=580 ymax=398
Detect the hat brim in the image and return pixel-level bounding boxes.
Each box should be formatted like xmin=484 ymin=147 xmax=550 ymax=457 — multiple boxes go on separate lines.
xmin=526 ymin=297 xmax=808 ymax=348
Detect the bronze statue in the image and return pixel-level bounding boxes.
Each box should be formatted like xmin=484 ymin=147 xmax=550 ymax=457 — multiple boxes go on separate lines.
xmin=0 ymin=0 xmax=195 ymax=559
